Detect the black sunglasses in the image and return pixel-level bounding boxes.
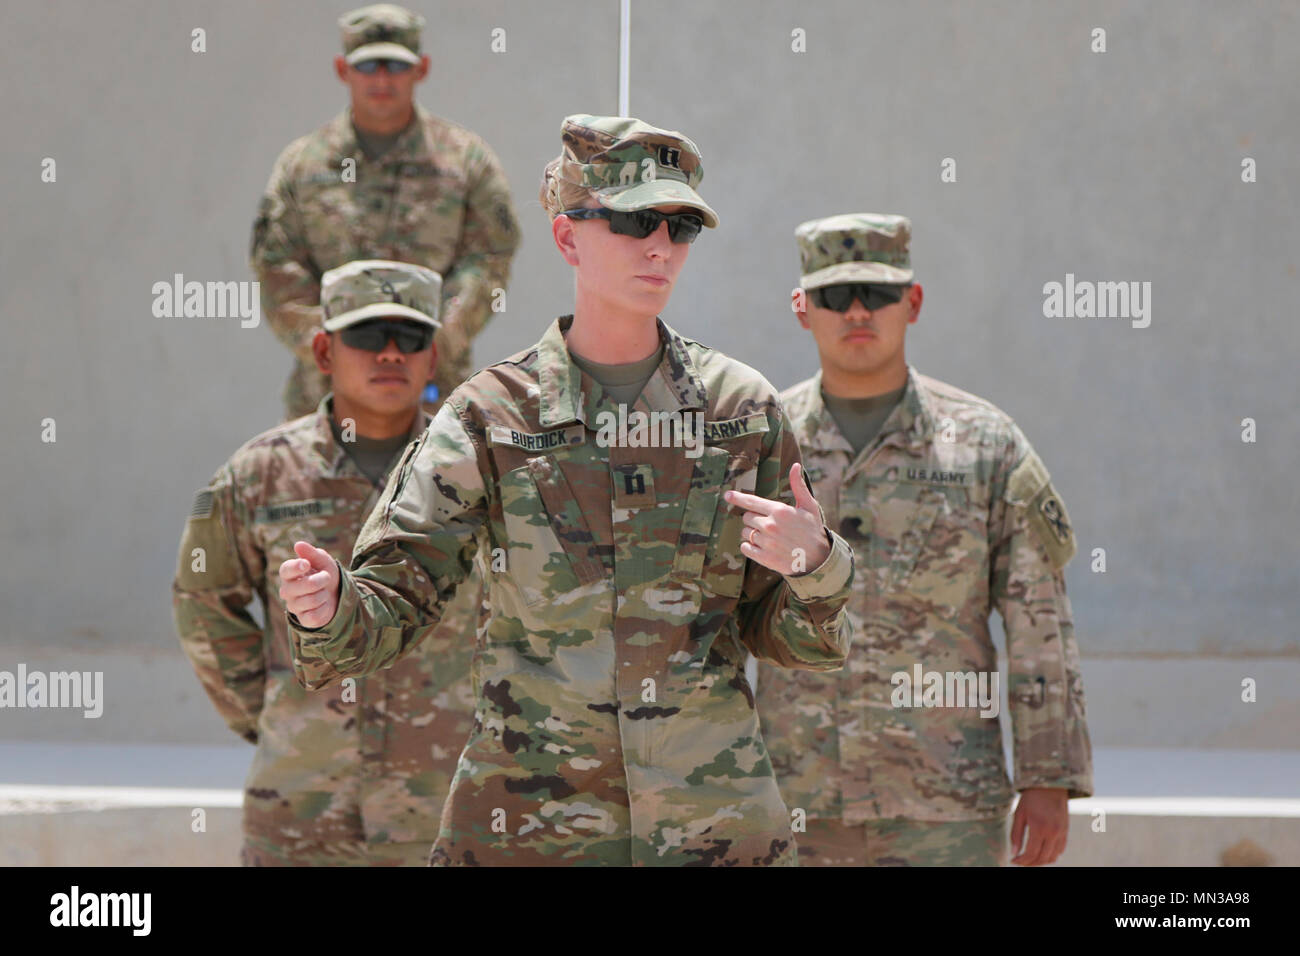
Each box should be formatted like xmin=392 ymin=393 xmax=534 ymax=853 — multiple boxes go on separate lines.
xmin=352 ymin=58 xmax=414 ymax=74
xmin=559 ymin=207 xmax=704 ymax=244
xmin=339 ymin=319 xmax=434 ymax=354
xmin=810 ymin=282 xmax=909 ymax=312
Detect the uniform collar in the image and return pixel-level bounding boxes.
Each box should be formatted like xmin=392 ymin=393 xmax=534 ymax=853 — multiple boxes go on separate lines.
xmin=889 ymin=365 xmax=936 ymax=447
xmin=332 ymin=104 xmax=431 ymax=164
xmin=801 ymin=365 xmax=934 ymax=454
xmin=536 ymin=315 xmax=708 ymax=427
xmin=307 ymin=393 xmax=431 ymax=478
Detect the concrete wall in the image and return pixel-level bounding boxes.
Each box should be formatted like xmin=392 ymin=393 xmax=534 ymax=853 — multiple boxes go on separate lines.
xmin=1 ymin=1 xmax=1296 ymax=753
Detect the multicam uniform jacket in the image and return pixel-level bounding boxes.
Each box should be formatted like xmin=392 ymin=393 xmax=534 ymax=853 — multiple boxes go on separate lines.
xmin=250 ymin=105 xmax=521 ymax=417
xmin=287 ymin=316 xmax=856 ymax=866
xmin=173 ymin=397 xmax=477 ymax=859
xmin=757 ymin=368 xmax=1092 ymax=823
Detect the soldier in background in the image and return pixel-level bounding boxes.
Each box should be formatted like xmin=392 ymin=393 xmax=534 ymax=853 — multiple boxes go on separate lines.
xmin=278 ymin=115 xmax=857 ymax=866
xmin=756 ymin=214 xmax=1093 ymax=866
xmin=173 ymin=261 xmax=477 ymax=866
xmin=251 ymin=3 xmax=520 ymax=420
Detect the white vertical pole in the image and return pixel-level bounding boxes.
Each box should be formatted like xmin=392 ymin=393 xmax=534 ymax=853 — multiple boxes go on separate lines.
xmin=618 ymin=0 xmax=631 ymax=116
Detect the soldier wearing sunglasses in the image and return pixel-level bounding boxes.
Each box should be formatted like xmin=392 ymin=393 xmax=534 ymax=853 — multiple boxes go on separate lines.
xmin=755 ymin=213 xmax=1093 ymax=866
xmin=174 ymin=260 xmax=481 ymax=866
xmin=250 ymin=3 xmax=520 ymax=422
xmin=279 ymin=115 xmax=857 ymax=866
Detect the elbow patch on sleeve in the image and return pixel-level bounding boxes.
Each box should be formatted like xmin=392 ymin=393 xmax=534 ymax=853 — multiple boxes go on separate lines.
xmin=176 ymin=487 xmax=242 ymax=590
xmin=1007 ymin=451 xmax=1076 ymax=571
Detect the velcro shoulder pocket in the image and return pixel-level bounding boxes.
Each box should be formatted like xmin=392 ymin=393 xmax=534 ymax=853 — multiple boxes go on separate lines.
xmin=176 ymin=484 xmax=242 ymax=590
xmin=1005 ymin=448 xmax=1050 ymax=505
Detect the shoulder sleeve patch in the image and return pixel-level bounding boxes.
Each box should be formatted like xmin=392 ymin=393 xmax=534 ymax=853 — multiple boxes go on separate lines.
xmin=1026 ymin=484 xmax=1077 ymax=570
xmin=175 ymin=484 xmax=243 ymax=592
xmin=1007 ymin=449 xmax=1075 ymax=568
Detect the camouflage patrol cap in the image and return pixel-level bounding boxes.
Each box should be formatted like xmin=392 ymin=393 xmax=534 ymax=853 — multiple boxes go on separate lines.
xmin=557 ymin=114 xmax=719 ymax=228
xmin=321 ymin=260 xmax=442 ymax=331
xmin=796 ymin=213 xmax=913 ymax=289
xmin=339 ymin=4 xmax=424 ymax=66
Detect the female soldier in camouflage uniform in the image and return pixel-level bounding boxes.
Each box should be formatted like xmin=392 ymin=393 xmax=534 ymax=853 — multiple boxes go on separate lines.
xmin=279 ymin=115 xmax=855 ymax=866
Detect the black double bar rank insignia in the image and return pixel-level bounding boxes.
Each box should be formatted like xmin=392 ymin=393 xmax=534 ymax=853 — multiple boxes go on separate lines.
xmin=613 ymin=463 xmax=656 ymax=509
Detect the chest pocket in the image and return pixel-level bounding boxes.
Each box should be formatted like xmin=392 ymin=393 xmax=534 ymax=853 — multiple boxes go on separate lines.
xmin=297 ymin=181 xmax=357 ymax=265
xmin=254 ymin=497 xmax=359 ymax=669
xmin=670 ymin=445 xmax=760 ymax=599
xmin=499 ymin=455 xmax=604 ymax=607
xmin=885 ymin=484 xmax=951 ymax=589
xmin=398 ymin=164 xmax=465 ymax=264
xmin=873 ymin=480 xmax=979 ymax=608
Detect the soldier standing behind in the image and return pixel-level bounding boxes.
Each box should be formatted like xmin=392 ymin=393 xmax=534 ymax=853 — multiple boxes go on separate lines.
xmin=756 ymin=214 xmax=1093 ymax=866
xmin=251 ymin=3 xmax=521 ymax=420
xmin=174 ymin=261 xmax=477 ymax=866
xmin=278 ymin=115 xmax=858 ymax=866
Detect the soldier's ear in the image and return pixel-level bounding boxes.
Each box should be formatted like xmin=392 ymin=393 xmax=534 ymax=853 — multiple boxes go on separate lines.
xmin=415 ymin=55 xmax=430 ymax=82
xmin=334 ymin=55 xmax=349 ymax=83
xmin=907 ymin=283 xmax=923 ymax=324
xmin=553 ymin=214 xmax=581 ymax=266
xmin=312 ymin=330 xmax=333 ymax=374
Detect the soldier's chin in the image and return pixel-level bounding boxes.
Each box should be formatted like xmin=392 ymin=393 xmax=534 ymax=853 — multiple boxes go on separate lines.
xmin=834 ymin=350 xmax=887 ymax=374
xmin=360 ymin=384 xmax=418 ymax=408
xmin=632 ymin=283 xmax=674 ymax=306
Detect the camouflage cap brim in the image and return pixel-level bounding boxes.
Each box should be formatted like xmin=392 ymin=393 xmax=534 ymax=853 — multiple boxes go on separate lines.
xmin=802 ymin=261 xmax=914 ymax=289
xmin=596 ymin=179 xmax=719 ymax=228
xmin=345 ymin=42 xmax=421 ymax=65
xmin=323 ymin=301 xmax=441 ymax=332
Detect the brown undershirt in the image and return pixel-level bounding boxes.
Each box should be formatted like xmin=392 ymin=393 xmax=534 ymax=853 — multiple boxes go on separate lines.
xmin=353 ymin=115 xmax=414 ymax=161
xmin=821 ymin=385 xmax=907 ymax=457
xmin=330 ymin=418 xmax=410 ymax=486
xmin=569 ymin=344 xmax=666 ymax=407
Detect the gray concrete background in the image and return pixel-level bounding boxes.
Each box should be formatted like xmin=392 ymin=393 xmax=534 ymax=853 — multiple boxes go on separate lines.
xmin=0 ymin=1 xmax=1296 ymax=752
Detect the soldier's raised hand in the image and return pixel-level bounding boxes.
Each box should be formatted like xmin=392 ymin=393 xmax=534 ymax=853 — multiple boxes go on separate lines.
xmin=725 ymin=462 xmax=832 ymax=576
xmin=278 ymin=541 xmax=341 ymax=629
